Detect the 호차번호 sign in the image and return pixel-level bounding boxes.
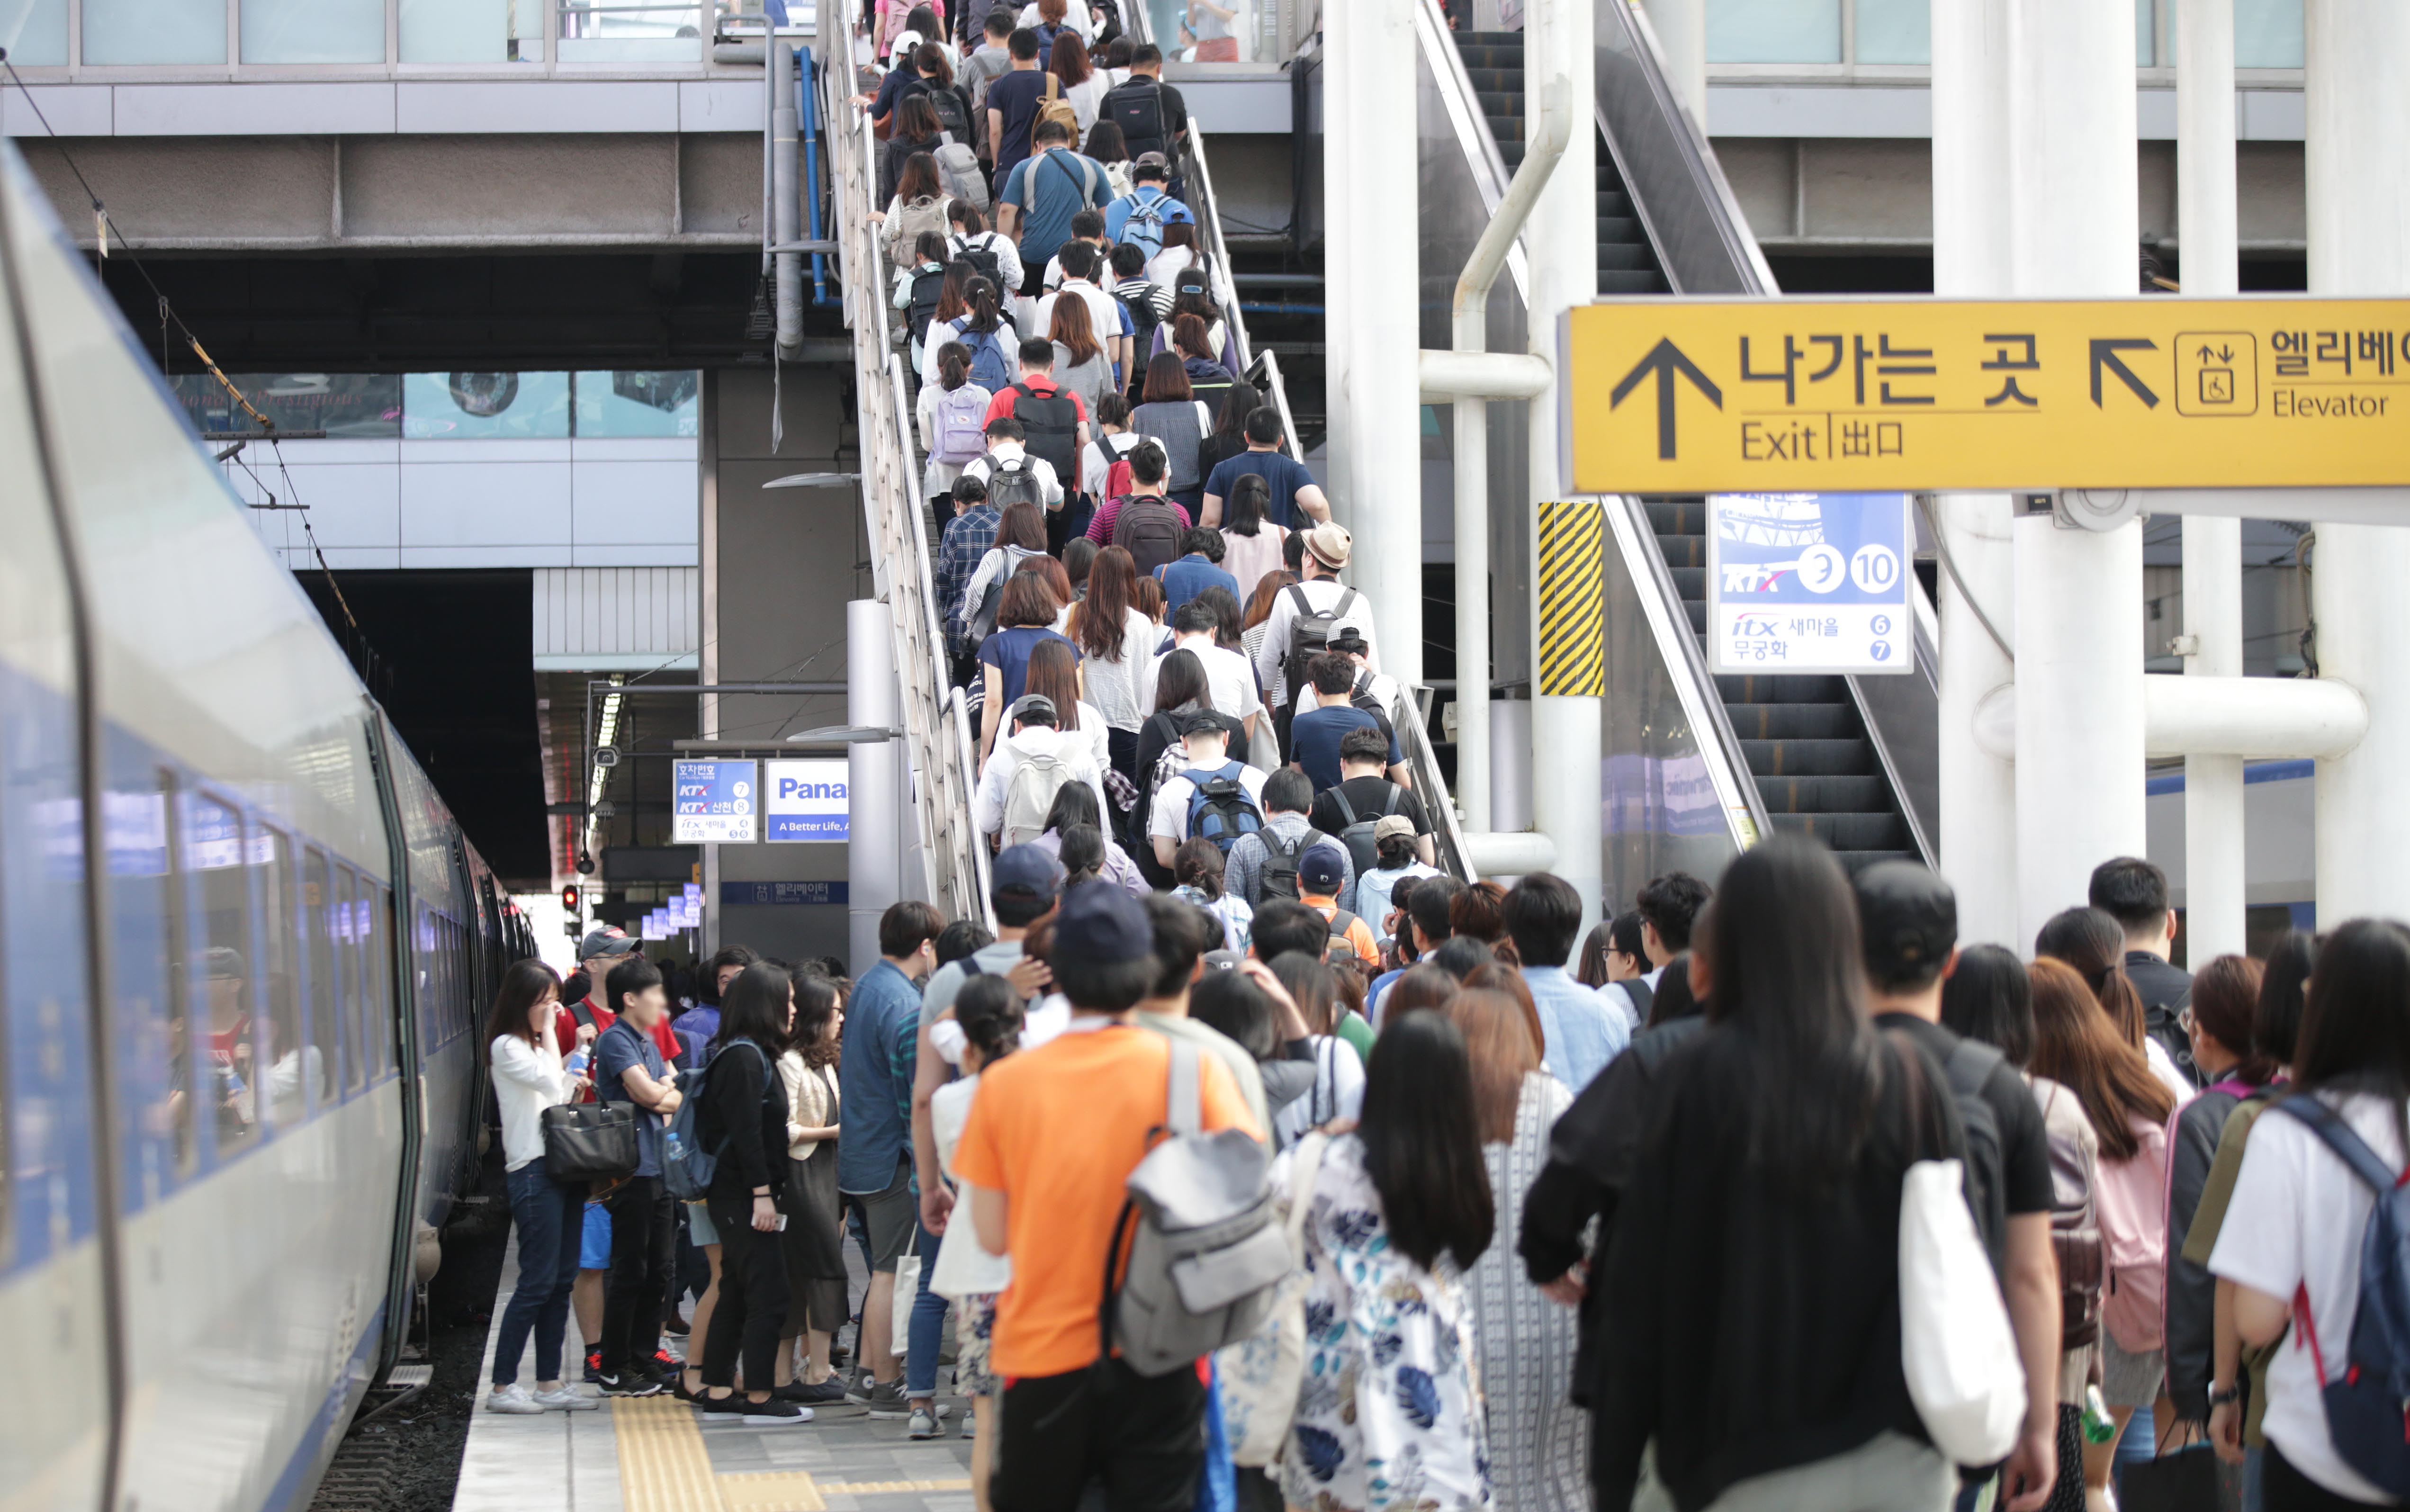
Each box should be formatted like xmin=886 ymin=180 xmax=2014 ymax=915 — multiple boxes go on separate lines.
xmin=1562 ymin=298 xmax=2410 ymax=493
xmin=762 ymin=759 xmax=850 ymax=842
xmin=1708 ymin=494 xmax=1912 ymax=675
xmin=672 ymin=759 xmax=758 ymax=844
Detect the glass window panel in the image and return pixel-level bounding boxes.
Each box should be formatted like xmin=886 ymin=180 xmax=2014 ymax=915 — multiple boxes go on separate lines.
xmin=367 ymin=885 xmax=392 ymax=1077
xmin=3 ymin=0 xmax=69 ymax=64
xmin=185 ymin=795 xmax=257 ymax=1156
xmin=242 ymin=0 xmax=383 ymax=62
xmin=575 ymin=371 xmax=701 ymax=437
xmin=1706 ymin=0 xmax=1839 ymax=63
xmin=169 ymin=374 xmax=401 ymax=440
xmin=118 ymin=771 xmax=195 ymax=1183
xmin=2136 ymin=0 xmax=2156 ymax=67
xmin=81 ymin=0 xmax=226 ymax=64
xmin=1852 ymin=0 xmax=1927 ymax=64
xmin=257 ymin=829 xmax=306 ymax=1129
xmin=402 ymin=371 xmax=571 ymax=439
xmin=304 ymin=850 xmax=337 ymax=1109
xmin=2235 ymin=0 xmax=2302 ymax=67
xmin=556 ymin=0 xmax=701 ymax=62
xmin=400 ymin=0 xmax=543 ymax=63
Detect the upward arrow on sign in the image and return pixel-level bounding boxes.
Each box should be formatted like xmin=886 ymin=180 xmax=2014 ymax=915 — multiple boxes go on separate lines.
xmin=2090 ymin=339 xmax=2161 ymax=409
xmin=1610 ymin=338 xmax=1725 ymax=459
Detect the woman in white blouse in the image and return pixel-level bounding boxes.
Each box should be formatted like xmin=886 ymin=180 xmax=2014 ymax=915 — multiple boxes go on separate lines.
xmin=485 ymin=959 xmax=599 ymax=1415
xmin=773 ymin=972 xmax=848 ymax=1402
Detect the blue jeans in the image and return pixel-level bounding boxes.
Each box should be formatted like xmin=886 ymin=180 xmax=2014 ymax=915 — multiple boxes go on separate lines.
xmin=2112 ymin=1401 xmax=2156 ymax=1502
xmin=907 ymin=1217 xmax=950 ymax=1398
xmin=494 ymin=1161 xmax=585 ymax=1386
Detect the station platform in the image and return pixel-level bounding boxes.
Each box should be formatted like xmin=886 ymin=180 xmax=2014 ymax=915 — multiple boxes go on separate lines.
xmin=454 ymin=1237 xmax=975 ymax=1512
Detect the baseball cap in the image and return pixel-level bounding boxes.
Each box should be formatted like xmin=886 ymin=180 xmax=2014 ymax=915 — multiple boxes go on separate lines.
xmin=1373 ymin=814 xmax=1416 ymax=843
xmin=1006 ymin=693 xmax=1059 ymax=726
xmin=1053 ymin=880 xmax=1154 ymax=964
xmin=1853 ymin=860 xmax=1958 ymax=985
xmin=992 ymin=843 xmax=1066 ymax=905
xmin=1182 ymin=709 xmax=1242 ymax=739
xmin=1134 ymin=150 xmax=1169 ymax=167
xmin=1299 ymin=843 xmax=1348 ymax=895
xmin=1303 ymin=522 xmax=1353 ymax=569
xmin=579 ymin=925 xmax=633 ymax=962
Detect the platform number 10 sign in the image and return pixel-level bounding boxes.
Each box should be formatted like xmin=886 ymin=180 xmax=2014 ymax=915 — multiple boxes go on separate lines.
xmin=1707 ymin=493 xmax=1915 ymax=676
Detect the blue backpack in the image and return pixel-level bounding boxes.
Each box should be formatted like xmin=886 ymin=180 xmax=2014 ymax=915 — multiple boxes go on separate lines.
xmin=1183 ymin=762 xmax=1264 ymax=853
xmin=960 ymin=325 xmax=1016 ymax=392
xmin=2271 ymin=1095 xmax=2410 ymax=1497
xmin=663 ymin=1039 xmax=765 ymax=1201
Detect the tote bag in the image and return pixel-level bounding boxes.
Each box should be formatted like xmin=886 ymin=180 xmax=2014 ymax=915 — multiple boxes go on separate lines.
xmin=1214 ymin=1132 xmax=1326 ymax=1466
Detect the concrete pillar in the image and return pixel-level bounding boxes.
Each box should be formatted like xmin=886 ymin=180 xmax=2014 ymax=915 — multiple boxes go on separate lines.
xmin=2005 ymin=0 xmax=2148 ymax=945
xmin=1323 ymin=0 xmax=1421 ymax=685
xmin=2306 ymin=0 xmax=2410 ymax=924
xmin=2177 ymin=0 xmax=2247 ymax=961
xmin=1642 ymin=0 xmax=1707 ymax=130
xmin=847 ymin=599 xmax=901 ymax=974
xmin=1930 ymin=0 xmax=2021 ymax=947
xmin=1527 ymin=0 xmax=1601 ymax=918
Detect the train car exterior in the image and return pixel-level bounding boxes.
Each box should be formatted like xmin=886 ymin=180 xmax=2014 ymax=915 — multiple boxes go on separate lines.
xmin=0 ymin=141 xmax=521 ymax=1512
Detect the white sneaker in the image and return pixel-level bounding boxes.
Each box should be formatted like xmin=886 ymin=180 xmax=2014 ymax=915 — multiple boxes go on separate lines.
xmin=533 ymin=1385 xmax=599 ymax=1412
xmin=486 ymin=1384 xmax=544 ymax=1414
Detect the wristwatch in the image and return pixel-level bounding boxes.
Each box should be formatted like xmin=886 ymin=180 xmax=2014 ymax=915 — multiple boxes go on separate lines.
xmin=2209 ymin=1382 xmax=2243 ymax=1407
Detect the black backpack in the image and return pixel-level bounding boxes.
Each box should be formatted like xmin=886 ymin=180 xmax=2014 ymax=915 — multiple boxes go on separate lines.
xmin=1105 ymin=78 xmax=1167 ymax=155
xmin=1325 ymin=784 xmax=1401 ymax=879
xmin=950 ymin=233 xmax=1003 ymax=287
xmin=1258 ymin=825 xmax=1308 ymax=901
xmin=1112 ymin=494 xmax=1187 ymax=577
xmin=1009 ymin=380 xmax=1080 ymax=480
xmin=984 ymin=458 xmax=1046 ymax=513
xmin=1937 ymin=1036 xmax=2011 ymax=1273
xmin=1116 ymin=281 xmax=1168 ymax=352
xmin=1619 ymin=975 xmax=1655 ymax=1026
xmin=1281 ymin=584 xmax=1362 ymax=706
xmin=926 ymin=81 xmax=972 ymax=141
xmin=906 ymin=266 xmax=949 ymax=346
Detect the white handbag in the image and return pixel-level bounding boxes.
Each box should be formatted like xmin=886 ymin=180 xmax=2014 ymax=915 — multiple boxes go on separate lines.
xmin=892 ymin=1229 xmax=921 ymax=1359
xmin=1898 ymin=1155 xmax=2026 ymax=1467
xmin=1214 ymin=1132 xmax=1327 ymax=1467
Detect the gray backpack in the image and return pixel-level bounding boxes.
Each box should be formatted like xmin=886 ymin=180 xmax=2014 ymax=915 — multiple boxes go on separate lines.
xmin=1104 ymin=1040 xmax=1289 ymax=1377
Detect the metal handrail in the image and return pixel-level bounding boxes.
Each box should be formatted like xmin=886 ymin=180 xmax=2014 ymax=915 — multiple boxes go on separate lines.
xmin=819 ymin=43 xmax=994 ymax=927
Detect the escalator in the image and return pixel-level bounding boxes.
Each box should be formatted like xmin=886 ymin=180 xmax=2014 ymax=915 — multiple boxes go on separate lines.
xmin=1423 ymin=7 xmax=1938 ymax=880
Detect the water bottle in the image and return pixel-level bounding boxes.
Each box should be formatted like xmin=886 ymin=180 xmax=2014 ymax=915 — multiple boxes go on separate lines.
xmin=2081 ymin=1383 xmax=2117 ymax=1445
xmin=664 ymin=1129 xmax=689 ymax=1172
xmin=565 ymin=1048 xmax=591 ymax=1078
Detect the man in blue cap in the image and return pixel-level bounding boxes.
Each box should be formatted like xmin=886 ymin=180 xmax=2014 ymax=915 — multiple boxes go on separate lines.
xmin=955 ymin=883 xmax=1260 ymax=1511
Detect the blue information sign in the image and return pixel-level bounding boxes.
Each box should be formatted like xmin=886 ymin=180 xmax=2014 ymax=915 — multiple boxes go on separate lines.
xmin=1706 ymin=492 xmax=1913 ymax=675
xmin=671 ymin=759 xmax=759 ymax=844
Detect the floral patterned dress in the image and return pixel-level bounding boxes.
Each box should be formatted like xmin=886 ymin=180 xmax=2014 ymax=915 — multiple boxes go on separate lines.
xmin=1278 ymin=1134 xmax=1493 ymax=1512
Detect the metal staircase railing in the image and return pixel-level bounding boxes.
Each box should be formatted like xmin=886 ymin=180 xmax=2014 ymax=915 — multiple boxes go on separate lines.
xmin=818 ymin=43 xmax=996 ymax=927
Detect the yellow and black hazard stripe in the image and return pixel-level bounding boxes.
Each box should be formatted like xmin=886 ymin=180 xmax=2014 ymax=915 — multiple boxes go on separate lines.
xmin=1536 ymin=500 xmax=1607 ymax=697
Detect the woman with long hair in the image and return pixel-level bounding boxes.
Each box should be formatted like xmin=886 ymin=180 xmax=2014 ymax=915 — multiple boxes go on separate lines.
xmin=773 ymin=972 xmax=847 ymax=1404
xmin=1444 ymin=987 xmax=1586 ymax=1512
xmin=1046 ymin=293 xmax=1114 ymax=422
xmin=1060 ymin=535 xmax=1097 ymax=600
xmin=957 ymin=498 xmax=1049 ymax=651
xmin=1047 ymin=31 xmax=1109 ymax=137
xmin=696 ymin=962 xmax=806 ymax=1423
xmin=1130 ymin=351 xmax=1214 ymax=514
xmin=1172 ymin=312 xmax=1233 ymax=412
xmin=1082 ymin=116 xmax=1134 ymax=196
xmin=925 ymin=272 xmax=1016 ymax=391
xmin=1268 ymin=950 xmax=1364 ymax=1147
xmin=2037 ymin=905 xmax=2194 ymax=1102
xmin=1279 ymin=1008 xmax=1494 ymax=1512
xmin=976 ymin=572 xmax=1083 ymax=761
xmin=1067 ymin=545 xmax=1155 ymax=779
xmin=1240 ymin=567 xmax=1296 ymax=670
xmin=1145 ymin=218 xmax=1205 ymax=291
xmin=1029 ymin=780 xmax=1148 ymax=897
xmin=1021 ymin=634 xmax=1110 ymax=772
xmin=2210 ymin=920 xmax=2410 ymax=1509
xmin=2029 ymin=955 xmax=2178 ymax=1494
xmin=1129 ymin=647 xmax=1212 ymax=851
xmin=1172 ymin=835 xmax=1253 ymax=952
xmin=879 ymin=104 xmax=949 ymax=238
xmin=1019 ymin=552 xmax=1075 ymax=617
xmin=1596 ymin=837 xmax=1970 ymax=1512
xmin=915 ymin=339 xmax=993 ymax=504
xmin=483 ymin=960 xmax=595 ymax=1414
xmin=1218 ymin=474 xmax=1288 ymax=602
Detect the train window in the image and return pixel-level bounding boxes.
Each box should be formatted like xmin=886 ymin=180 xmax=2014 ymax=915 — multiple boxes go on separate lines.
xmin=257 ymin=828 xmax=308 ymax=1129
xmin=183 ymin=794 xmax=258 ymax=1157
xmin=304 ymin=848 xmax=337 ymax=1109
xmin=336 ymin=868 xmax=363 ymax=1092
xmin=366 ymin=886 xmax=394 ymax=1077
xmin=147 ymin=770 xmax=198 ymax=1180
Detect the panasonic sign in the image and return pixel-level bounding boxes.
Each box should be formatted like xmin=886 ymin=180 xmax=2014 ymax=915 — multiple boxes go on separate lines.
xmin=763 ymin=758 xmax=851 ymax=842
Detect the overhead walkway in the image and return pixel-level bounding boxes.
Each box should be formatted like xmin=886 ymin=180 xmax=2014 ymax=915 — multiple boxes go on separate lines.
xmin=1422 ymin=3 xmax=1940 ymax=880
xmin=812 ymin=25 xmax=1478 ymax=907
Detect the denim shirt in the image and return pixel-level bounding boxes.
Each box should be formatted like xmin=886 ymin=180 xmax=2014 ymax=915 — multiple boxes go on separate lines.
xmin=1521 ymin=964 xmax=1630 ymax=1094
xmin=836 ymin=959 xmax=920 ymax=1194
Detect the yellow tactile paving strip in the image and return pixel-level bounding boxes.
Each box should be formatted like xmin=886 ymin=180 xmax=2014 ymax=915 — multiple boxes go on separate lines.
xmin=610 ymin=1397 xmax=973 ymax=1511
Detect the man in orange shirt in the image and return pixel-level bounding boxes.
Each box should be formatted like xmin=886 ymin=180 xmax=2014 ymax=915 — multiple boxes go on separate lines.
xmin=954 ymin=883 xmax=1260 ymax=1512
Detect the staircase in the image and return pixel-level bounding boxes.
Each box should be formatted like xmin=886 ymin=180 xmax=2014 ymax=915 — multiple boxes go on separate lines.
xmin=1648 ymin=499 xmax=1915 ymax=869
xmin=1447 ymin=32 xmax=1914 ymax=872
xmin=1452 ymin=32 xmax=1666 ymax=296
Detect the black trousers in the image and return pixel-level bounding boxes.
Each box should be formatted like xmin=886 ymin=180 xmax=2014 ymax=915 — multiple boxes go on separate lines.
xmin=2265 ymin=1444 xmax=2388 ymax=1510
xmin=701 ymin=1193 xmax=792 ymax=1391
xmin=599 ymin=1175 xmax=675 ymax=1374
xmin=992 ymin=1357 xmax=1207 ymax=1512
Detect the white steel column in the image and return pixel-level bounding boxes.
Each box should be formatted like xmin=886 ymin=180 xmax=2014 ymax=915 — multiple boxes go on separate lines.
xmin=1323 ymin=0 xmax=1421 ymax=684
xmin=2306 ymin=0 xmax=2410 ymax=923
xmin=2177 ymin=0 xmax=2246 ymax=959
xmin=847 ymin=598 xmax=901 ymax=974
xmin=1641 ymin=0 xmax=1707 ymax=129
xmin=1526 ymin=0 xmax=1601 ymax=918
xmin=2005 ymin=0 xmax=2148 ymax=945
xmin=1930 ymin=0 xmax=2021 ymax=947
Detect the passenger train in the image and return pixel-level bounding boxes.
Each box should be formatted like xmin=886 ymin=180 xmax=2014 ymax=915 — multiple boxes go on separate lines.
xmin=0 ymin=143 xmax=525 ymax=1510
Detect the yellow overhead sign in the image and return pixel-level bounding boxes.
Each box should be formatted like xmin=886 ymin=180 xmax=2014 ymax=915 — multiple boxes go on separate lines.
xmin=1562 ymin=297 xmax=2410 ymax=493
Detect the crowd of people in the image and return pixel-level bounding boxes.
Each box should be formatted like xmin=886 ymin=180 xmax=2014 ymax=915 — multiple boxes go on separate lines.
xmin=480 ymin=845 xmax=2410 ymax=1512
